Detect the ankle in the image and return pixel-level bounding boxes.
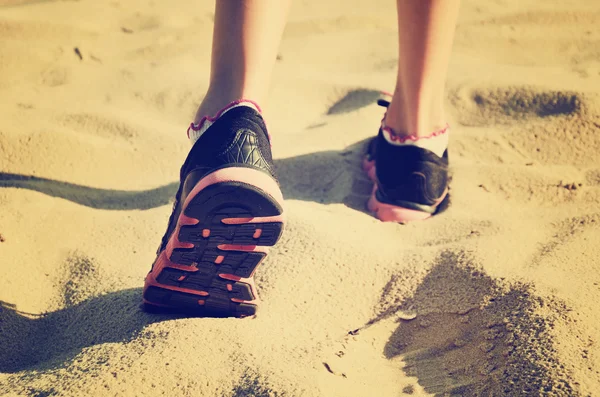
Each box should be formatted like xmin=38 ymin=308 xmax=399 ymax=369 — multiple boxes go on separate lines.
xmin=379 ymin=92 xmax=449 ymax=157
xmin=194 ymin=86 xmax=264 ymax=125
xmin=384 ymin=92 xmax=446 ymax=138
xmin=189 ymin=96 xmax=262 ymax=145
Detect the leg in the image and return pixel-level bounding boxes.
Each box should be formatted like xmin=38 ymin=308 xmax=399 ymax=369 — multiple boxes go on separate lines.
xmin=363 ymin=0 xmax=459 ymax=222
xmin=194 ymin=0 xmax=291 ymax=123
xmin=385 ymin=0 xmax=460 ymax=137
xmin=144 ymin=0 xmax=290 ymax=317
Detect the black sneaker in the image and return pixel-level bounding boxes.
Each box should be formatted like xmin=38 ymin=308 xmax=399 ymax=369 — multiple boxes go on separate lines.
xmin=143 ymin=104 xmax=285 ymax=317
xmin=362 ymin=100 xmax=450 ymax=222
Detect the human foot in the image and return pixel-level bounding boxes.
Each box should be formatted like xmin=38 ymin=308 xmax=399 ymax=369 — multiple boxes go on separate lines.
xmin=363 ymin=99 xmax=450 ymax=222
xmin=143 ymin=101 xmax=285 ymax=317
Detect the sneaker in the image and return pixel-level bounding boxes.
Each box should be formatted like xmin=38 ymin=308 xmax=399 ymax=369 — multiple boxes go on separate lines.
xmin=362 ymin=100 xmax=450 ymax=223
xmin=143 ymin=105 xmax=285 ymax=317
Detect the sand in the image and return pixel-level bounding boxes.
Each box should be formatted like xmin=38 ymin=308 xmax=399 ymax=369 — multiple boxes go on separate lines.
xmin=1 ymin=0 xmax=599 ymax=395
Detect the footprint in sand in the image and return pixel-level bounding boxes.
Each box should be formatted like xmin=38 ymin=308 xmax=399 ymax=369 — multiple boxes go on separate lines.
xmin=54 ymin=251 xmax=116 ymax=308
xmin=331 ymin=251 xmax=578 ymax=396
xmin=59 ymin=113 xmax=140 ymax=140
xmin=40 ymin=66 xmax=70 ymax=87
xmin=128 ymin=86 xmax=199 ymax=117
xmin=230 ymin=372 xmax=281 ymax=397
xmin=450 ymin=85 xmax=582 ymax=127
xmin=529 ymin=212 xmax=600 ymax=268
xmin=450 ymin=85 xmax=600 ymax=167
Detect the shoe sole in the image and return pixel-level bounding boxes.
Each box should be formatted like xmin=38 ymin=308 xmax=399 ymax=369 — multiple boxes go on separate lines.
xmin=362 ymin=156 xmax=447 ymax=223
xmin=143 ymin=167 xmax=284 ymax=317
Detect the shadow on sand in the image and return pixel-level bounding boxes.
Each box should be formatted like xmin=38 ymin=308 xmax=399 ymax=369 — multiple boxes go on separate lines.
xmin=0 ymin=88 xmax=387 ymax=212
xmin=0 ymin=138 xmax=381 ymax=375
xmin=0 ymin=139 xmax=377 ymax=213
xmin=369 ymin=251 xmax=574 ymax=396
xmin=0 ymin=288 xmax=184 ymax=373
xmin=0 ymin=173 xmax=179 ymax=210
xmin=1 ymin=138 xmax=451 ymax=216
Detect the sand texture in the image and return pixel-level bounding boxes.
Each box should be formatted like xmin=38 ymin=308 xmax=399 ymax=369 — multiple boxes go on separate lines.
xmin=1 ymin=0 xmax=600 ymax=396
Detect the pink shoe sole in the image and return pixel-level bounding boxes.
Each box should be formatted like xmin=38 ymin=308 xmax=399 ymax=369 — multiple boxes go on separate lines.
xmin=143 ymin=167 xmax=284 ymax=317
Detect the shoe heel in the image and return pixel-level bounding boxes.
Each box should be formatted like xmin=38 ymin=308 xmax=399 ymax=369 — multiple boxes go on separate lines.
xmin=367 ymin=191 xmax=432 ymax=223
xmin=143 ymin=167 xmax=285 ymax=317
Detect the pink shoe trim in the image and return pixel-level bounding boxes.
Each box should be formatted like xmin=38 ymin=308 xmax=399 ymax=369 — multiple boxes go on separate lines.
xmin=187 ymin=99 xmax=263 ymax=137
xmin=230 ymin=297 xmax=259 ymax=305
xmin=381 ymin=122 xmax=450 ymax=143
xmin=181 ymin=167 xmax=284 ymax=211
xmin=144 ymin=252 xmax=209 ymax=296
xmin=219 ymin=273 xmax=252 ymax=283
xmin=377 ymin=91 xmax=449 ymax=143
xmin=144 ymin=167 xmax=284 ymax=311
xmin=221 ymin=215 xmax=283 ymax=225
xmin=367 ymin=187 xmax=447 ymax=223
xmin=162 ymin=167 xmax=284 ymax=259
xmin=362 ymin=157 xmax=376 ymax=181
xmin=367 ymin=192 xmax=433 ymax=222
xmin=218 ymin=274 xmax=260 ymax=304
xmin=217 ymin=244 xmax=269 ymax=254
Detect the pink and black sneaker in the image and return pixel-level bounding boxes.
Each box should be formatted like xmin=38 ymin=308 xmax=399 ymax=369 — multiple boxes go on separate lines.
xmin=363 ymin=99 xmax=450 ymax=223
xmin=143 ymin=104 xmax=284 ymax=317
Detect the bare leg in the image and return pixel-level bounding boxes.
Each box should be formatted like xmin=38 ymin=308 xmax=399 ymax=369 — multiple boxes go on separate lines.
xmin=194 ymin=0 xmax=291 ymax=123
xmin=385 ymin=0 xmax=460 ymax=138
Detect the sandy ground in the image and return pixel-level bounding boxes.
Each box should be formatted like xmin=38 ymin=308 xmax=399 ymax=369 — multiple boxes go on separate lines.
xmin=1 ymin=0 xmax=600 ymax=395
